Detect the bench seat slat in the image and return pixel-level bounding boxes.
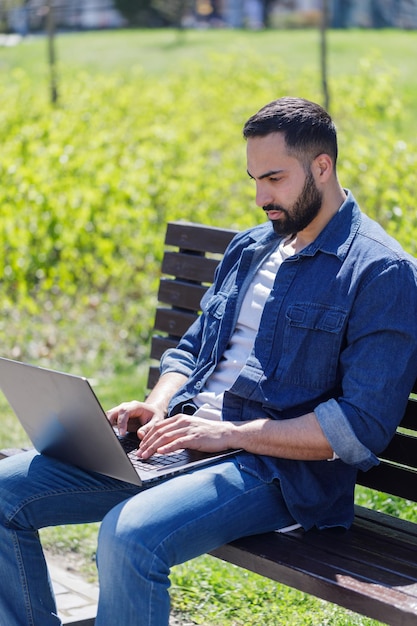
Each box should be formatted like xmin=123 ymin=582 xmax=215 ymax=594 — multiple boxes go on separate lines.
xmin=354 ymin=505 xmax=417 ymax=537
xmin=210 ymin=542 xmax=417 ymax=625
xmin=211 ymin=508 xmax=417 ymax=625
xmin=293 ymin=521 xmax=417 ymax=584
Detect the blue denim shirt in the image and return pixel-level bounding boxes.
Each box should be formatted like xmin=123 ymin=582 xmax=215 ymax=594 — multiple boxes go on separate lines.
xmin=160 ymin=191 xmax=417 ymax=530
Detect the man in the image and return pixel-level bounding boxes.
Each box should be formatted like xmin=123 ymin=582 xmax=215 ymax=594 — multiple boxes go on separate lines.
xmin=1 ymin=97 xmax=417 ymax=625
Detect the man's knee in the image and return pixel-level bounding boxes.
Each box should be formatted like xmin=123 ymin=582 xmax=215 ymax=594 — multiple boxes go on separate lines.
xmin=97 ymin=498 xmax=171 ymax=583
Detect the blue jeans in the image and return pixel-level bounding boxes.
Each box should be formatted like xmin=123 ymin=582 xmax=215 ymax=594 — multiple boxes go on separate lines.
xmin=0 ymin=449 xmax=296 ymax=625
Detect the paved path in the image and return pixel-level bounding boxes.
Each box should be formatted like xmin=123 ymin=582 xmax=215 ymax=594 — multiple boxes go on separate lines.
xmin=47 ymin=552 xmax=195 ymax=625
xmin=47 ymin=552 xmax=98 ymax=625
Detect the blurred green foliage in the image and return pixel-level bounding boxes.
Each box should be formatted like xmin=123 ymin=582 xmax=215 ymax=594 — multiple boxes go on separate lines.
xmin=0 ymin=50 xmax=415 ymax=376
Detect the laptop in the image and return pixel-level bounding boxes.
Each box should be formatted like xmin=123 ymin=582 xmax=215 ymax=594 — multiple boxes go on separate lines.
xmin=0 ymin=357 xmax=238 ymax=486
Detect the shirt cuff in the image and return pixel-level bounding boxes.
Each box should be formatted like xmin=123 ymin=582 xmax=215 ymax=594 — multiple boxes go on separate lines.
xmin=315 ymin=398 xmax=379 ymax=471
xmin=160 ymin=348 xmax=195 ymax=378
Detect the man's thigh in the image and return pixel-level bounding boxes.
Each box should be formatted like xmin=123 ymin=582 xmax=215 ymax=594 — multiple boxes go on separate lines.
xmin=0 ymin=449 xmax=140 ymax=528
xmin=98 ymin=457 xmax=295 ymax=566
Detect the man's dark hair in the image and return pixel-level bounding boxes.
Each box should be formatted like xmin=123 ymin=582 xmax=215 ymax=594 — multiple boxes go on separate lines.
xmin=243 ymin=97 xmax=338 ymax=170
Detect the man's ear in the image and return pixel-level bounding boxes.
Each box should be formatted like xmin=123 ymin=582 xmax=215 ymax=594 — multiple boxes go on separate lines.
xmin=312 ymin=153 xmax=333 ymax=182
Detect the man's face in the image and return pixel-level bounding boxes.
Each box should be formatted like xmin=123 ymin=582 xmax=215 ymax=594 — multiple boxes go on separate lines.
xmin=246 ymin=133 xmax=323 ymax=237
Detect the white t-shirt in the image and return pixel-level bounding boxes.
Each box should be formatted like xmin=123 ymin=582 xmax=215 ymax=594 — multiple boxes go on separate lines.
xmin=194 ymin=240 xmax=290 ymax=419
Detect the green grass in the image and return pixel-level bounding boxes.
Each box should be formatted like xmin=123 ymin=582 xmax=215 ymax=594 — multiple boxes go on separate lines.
xmin=1 ymin=28 xmax=416 ymax=134
xmin=1 ymin=28 xmax=415 ymax=77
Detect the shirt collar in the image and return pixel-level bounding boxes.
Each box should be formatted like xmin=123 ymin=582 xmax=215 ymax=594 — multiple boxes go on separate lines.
xmin=304 ymin=189 xmax=361 ymax=260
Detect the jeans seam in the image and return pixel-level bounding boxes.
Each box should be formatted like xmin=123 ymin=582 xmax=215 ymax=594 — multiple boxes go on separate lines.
xmin=5 ymin=484 xmax=138 ymax=527
xmin=12 ymin=529 xmax=35 ymax=626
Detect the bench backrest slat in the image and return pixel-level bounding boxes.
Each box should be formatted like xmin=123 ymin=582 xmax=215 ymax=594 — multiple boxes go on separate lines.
xmin=148 ymin=221 xmax=417 ymax=503
xmin=401 ymin=396 xmax=417 ymax=429
xmin=158 ymin=279 xmax=207 ymax=311
xmin=357 ymin=462 xmax=417 ymax=500
xmin=154 ymin=308 xmax=198 ymax=339
xmin=379 ymin=432 xmax=417 ymax=467
xmin=165 ymin=221 xmax=237 ymax=254
xmin=162 ymin=252 xmax=220 ymax=284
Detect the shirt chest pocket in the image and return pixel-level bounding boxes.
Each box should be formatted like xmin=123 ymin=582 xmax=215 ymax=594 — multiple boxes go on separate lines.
xmin=276 ymin=303 xmax=347 ymax=390
xmin=198 ymin=292 xmax=230 ymax=358
xmin=203 ymin=292 xmax=228 ymax=320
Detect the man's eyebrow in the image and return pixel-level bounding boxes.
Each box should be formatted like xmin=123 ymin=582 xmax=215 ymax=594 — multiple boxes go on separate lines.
xmin=247 ymin=169 xmax=284 ymax=180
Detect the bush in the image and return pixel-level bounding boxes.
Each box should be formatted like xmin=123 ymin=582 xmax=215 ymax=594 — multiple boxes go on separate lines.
xmin=0 ymin=52 xmax=414 ymax=374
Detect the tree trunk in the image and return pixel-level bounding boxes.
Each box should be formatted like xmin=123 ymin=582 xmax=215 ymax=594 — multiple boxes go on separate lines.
xmin=47 ymin=0 xmax=58 ymax=105
xmin=320 ymin=0 xmax=330 ymax=111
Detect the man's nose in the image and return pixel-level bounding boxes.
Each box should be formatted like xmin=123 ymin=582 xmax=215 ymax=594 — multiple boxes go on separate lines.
xmin=255 ymin=184 xmax=273 ymax=208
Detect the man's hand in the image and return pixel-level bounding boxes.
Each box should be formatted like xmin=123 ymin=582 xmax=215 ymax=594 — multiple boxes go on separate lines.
xmin=106 ymin=401 xmax=165 ymax=437
xmin=107 ymin=371 xmax=188 ymax=438
xmin=137 ymin=413 xmax=236 ymax=459
xmin=137 ymin=411 xmax=334 ymax=462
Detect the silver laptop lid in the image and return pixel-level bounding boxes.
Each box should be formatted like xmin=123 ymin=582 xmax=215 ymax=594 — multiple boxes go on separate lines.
xmin=0 ymin=357 xmax=141 ymax=485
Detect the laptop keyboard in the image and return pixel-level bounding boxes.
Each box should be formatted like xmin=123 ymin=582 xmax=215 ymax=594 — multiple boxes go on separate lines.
xmin=118 ymin=434 xmax=189 ymax=472
xmin=128 ymin=450 xmax=189 ymax=471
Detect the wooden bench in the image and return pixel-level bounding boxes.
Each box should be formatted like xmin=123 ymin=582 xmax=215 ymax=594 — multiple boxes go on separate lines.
xmin=2 ymin=220 xmax=417 ymax=625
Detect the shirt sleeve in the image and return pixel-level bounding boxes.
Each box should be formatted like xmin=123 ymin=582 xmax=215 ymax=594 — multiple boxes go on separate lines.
xmin=315 ymin=258 xmax=417 ymax=471
xmin=159 ymin=281 xmax=217 ymax=378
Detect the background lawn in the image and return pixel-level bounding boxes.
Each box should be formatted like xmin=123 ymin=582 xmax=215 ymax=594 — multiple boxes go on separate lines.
xmin=1 ymin=28 xmax=417 ymax=134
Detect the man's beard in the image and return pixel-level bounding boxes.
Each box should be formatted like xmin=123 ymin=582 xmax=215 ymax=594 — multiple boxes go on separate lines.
xmin=264 ymin=172 xmax=323 ymax=237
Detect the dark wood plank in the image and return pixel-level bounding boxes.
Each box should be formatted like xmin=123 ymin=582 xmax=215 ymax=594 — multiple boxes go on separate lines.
xmin=149 ymin=336 xmax=179 ymax=362
xmin=165 ymin=222 xmax=237 ymax=254
xmin=210 ymin=542 xmax=417 ymax=625
xmin=153 ymin=308 xmax=198 ymax=339
xmin=356 ymin=461 xmax=417 ymax=499
xmin=210 ymin=512 xmax=417 ymax=625
xmin=401 ymin=397 xmax=417 ymax=430
xmin=157 ymin=278 xmax=207 ymax=312
xmin=299 ymin=514 xmax=417 ymax=583
xmin=379 ymin=431 xmax=417 ymax=468
xmin=354 ymin=505 xmax=417 ymax=540
xmin=147 ymin=366 xmax=160 ymax=390
xmin=161 ymin=251 xmax=220 ymax=284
